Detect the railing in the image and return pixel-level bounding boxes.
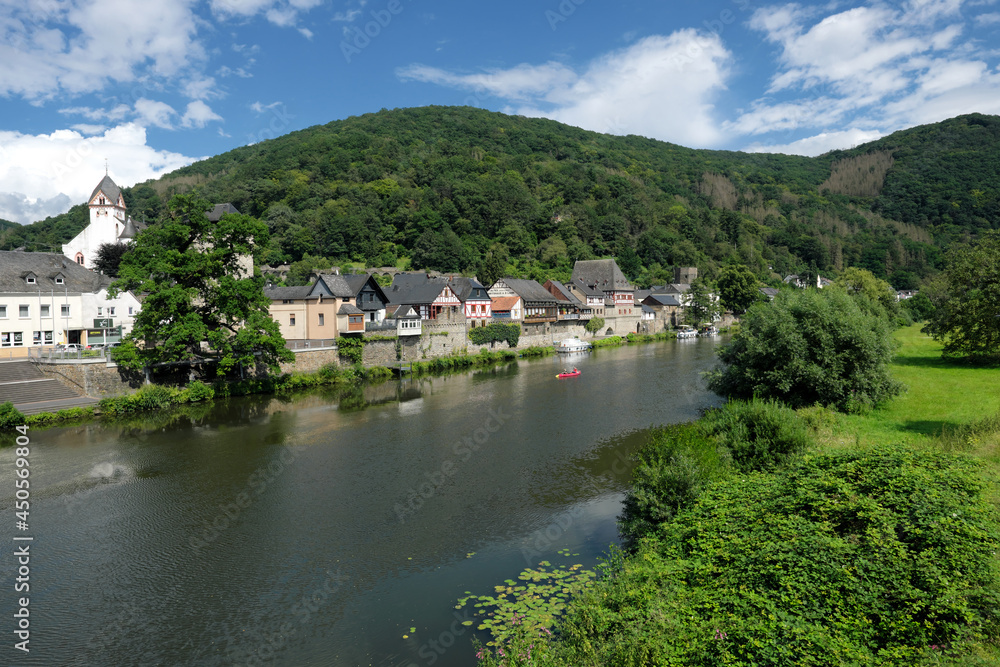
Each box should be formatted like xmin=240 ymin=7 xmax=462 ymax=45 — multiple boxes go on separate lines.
xmin=286 ymin=339 xmax=337 ymax=350
xmin=27 ymin=347 xmax=113 ymax=362
xmin=559 ymin=313 xmax=581 ymax=320
xmin=365 ymin=320 xmax=398 ymax=332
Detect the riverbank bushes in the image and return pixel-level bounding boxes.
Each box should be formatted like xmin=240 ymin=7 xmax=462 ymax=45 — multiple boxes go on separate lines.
xmin=474 ymin=444 xmax=1000 ymax=667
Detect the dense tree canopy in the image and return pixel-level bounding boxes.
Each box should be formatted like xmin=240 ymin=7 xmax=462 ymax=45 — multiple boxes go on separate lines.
xmin=716 ymin=264 xmax=762 ymax=315
xmin=923 ymin=231 xmax=1000 ymax=363
xmin=109 ymin=194 xmax=293 ymax=375
xmin=6 ymin=108 xmax=993 ymax=289
xmin=709 ymin=287 xmax=904 ymax=412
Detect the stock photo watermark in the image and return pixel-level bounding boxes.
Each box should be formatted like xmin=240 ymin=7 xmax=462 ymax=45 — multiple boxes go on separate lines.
xmin=393 ymin=407 xmax=509 ymax=523
xmin=340 ymin=0 xmax=413 ymax=64
xmin=189 ymin=444 xmax=299 ymax=551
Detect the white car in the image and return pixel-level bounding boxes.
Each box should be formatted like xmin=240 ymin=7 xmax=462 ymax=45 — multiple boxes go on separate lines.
xmin=55 ymin=343 xmax=84 ymax=351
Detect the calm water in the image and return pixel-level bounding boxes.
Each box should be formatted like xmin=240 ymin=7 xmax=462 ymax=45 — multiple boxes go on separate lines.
xmin=1 ymin=337 xmax=725 ymax=666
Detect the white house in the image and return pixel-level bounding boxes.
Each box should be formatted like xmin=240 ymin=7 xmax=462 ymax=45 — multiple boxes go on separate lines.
xmin=0 ymin=251 xmax=140 ymax=353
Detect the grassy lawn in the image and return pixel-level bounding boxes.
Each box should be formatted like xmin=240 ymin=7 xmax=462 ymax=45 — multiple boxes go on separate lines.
xmin=811 ymin=325 xmax=1000 ymax=456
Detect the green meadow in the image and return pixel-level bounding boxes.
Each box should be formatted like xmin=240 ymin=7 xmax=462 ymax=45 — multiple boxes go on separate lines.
xmin=811 ymin=324 xmax=1000 ymax=472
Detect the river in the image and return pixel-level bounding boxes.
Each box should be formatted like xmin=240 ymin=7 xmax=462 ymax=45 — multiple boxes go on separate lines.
xmin=0 ymin=337 xmax=725 ymax=666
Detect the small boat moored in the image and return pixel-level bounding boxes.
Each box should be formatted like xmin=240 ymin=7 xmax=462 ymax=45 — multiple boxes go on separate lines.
xmin=675 ymin=326 xmax=697 ymax=339
xmin=554 ymin=338 xmax=592 ymax=353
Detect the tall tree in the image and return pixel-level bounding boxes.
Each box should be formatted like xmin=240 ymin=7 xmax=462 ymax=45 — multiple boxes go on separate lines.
xmin=109 ymin=194 xmax=293 ymax=375
xmin=476 ymin=242 xmax=509 ymax=288
xmin=833 ymin=266 xmax=900 ymax=320
xmin=716 ymin=264 xmax=762 ymax=315
xmin=92 ymin=242 xmax=131 ymax=278
xmin=684 ymin=278 xmax=720 ymax=327
xmin=709 ymin=288 xmax=903 ymax=412
xmin=923 ymin=232 xmax=1000 ymax=363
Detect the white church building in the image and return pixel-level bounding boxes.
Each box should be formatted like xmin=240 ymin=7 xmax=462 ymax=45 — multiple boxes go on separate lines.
xmin=62 ymin=174 xmax=143 ymax=269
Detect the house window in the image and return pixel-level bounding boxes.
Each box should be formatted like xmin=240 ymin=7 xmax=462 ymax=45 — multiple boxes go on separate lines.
xmin=318 ymin=313 xmax=325 ymax=326
xmin=61 ymin=305 xmax=70 ymax=317
xmin=290 ymin=314 xmax=296 ymax=326
xmin=75 ymin=253 xmax=84 ymax=265
xmin=0 ymin=306 xmax=6 ymax=319
xmin=44 ymin=331 xmax=53 ymax=344
xmin=368 ymin=293 xmax=374 ymax=302
xmin=0 ymin=333 xmax=8 ymax=346
xmin=32 ymin=331 xmax=41 ymax=345
xmin=25 ymin=276 xmax=35 ymax=285
xmin=128 ymin=306 xmax=134 ymax=316
xmin=12 ymin=332 xmax=22 ymax=346
xmin=55 ymin=276 xmax=64 ymax=285
xmin=109 ymin=307 xmax=116 ymax=316
xmin=40 ymin=305 xmax=50 ymax=317
xmin=97 ymin=307 xmax=103 ymax=316
xmin=19 ymin=305 xmax=28 ymax=318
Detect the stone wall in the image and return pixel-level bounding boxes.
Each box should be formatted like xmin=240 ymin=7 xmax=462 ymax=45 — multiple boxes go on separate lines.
xmin=35 ymin=360 xmax=140 ymax=397
xmin=279 ymin=346 xmax=341 ymax=374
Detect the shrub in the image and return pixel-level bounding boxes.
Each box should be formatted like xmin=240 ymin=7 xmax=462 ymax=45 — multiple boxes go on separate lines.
xmin=709 ymin=287 xmax=904 ymax=412
xmin=618 ymin=422 xmax=728 ymax=550
xmin=557 ymin=446 xmax=1000 ymax=667
xmin=584 ymin=317 xmax=605 ymax=334
xmin=0 ymin=402 xmax=27 ymax=430
xmin=185 ymin=380 xmax=215 ymax=403
xmin=701 ymin=398 xmax=809 ymax=473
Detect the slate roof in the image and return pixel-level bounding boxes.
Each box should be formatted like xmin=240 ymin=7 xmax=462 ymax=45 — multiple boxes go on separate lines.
xmin=571 ymin=259 xmax=633 ymax=292
xmin=117 ymin=217 xmax=144 ymax=240
xmin=759 ymin=287 xmax=780 ymax=299
xmin=395 ymin=305 xmax=420 ymax=319
xmin=570 ymin=278 xmax=605 ymax=298
xmin=442 ymin=276 xmax=490 ymax=302
xmin=388 ymin=274 xmax=456 ymax=306
xmin=312 ymin=274 xmax=357 ymax=298
xmin=264 ymin=285 xmax=313 ymax=300
xmin=642 ymin=294 xmax=683 ymax=307
xmin=0 ymin=251 xmax=107 ymax=293
xmin=544 ymin=279 xmax=583 ymax=306
xmin=89 ymin=175 xmax=123 ymax=205
xmin=206 ymin=203 xmax=241 ymax=222
xmin=501 ymin=278 xmax=560 ymax=304
xmin=338 ymin=303 xmax=363 ymax=315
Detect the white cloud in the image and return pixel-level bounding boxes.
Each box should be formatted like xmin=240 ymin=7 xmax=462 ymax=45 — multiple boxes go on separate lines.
xmin=181 ymin=101 xmax=224 ymax=128
xmin=134 ymin=99 xmax=178 ymax=130
xmin=738 ymin=2 xmax=1000 ymax=149
xmin=398 ymin=31 xmax=733 ymax=147
xmin=744 ymin=128 xmax=886 ymax=156
xmin=0 ymin=0 xmax=205 ymax=102
xmin=976 ymin=12 xmax=1000 ymax=25
xmin=209 ymin=0 xmax=322 ymax=30
xmin=0 ymin=124 xmax=198 ymax=224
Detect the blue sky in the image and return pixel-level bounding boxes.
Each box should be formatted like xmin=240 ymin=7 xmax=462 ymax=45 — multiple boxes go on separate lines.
xmin=1 ymin=0 xmax=999 ymax=224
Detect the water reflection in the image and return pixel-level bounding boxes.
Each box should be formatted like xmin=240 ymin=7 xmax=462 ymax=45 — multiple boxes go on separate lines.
xmin=0 ymin=337 xmax=727 ymax=667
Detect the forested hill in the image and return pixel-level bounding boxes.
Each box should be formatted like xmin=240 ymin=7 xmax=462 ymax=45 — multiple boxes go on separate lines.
xmin=2 ymin=107 xmax=999 ymax=289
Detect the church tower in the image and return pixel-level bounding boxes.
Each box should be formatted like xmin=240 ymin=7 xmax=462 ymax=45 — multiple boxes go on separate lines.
xmin=63 ymin=172 xmax=141 ymax=270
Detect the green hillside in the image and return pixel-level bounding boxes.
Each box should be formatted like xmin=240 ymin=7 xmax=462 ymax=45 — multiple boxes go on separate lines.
xmin=3 ymin=107 xmax=998 ymax=288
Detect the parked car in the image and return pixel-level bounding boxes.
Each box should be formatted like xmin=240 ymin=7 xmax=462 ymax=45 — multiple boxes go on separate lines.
xmin=55 ymin=343 xmax=83 ymax=351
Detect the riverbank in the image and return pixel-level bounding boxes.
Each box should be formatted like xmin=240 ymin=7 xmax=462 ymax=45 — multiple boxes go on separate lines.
xmin=467 ymin=324 xmax=1000 ymax=666
xmin=1 ymin=330 xmax=703 ymax=432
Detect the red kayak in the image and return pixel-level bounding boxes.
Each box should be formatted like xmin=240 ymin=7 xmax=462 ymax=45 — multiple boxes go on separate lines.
xmin=556 ymin=369 xmax=581 ymax=378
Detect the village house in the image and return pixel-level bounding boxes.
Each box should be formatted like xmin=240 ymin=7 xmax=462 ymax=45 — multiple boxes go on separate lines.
xmin=542 ymin=279 xmax=591 ymax=321
xmin=567 ymin=279 xmax=606 ymax=317
xmin=489 ymin=278 xmax=559 ymax=326
xmin=570 ymin=259 xmax=635 ymax=316
xmin=641 ymin=294 xmax=684 ymax=328
xmin=442 ymin=276 xmax=492 ymax=325
xmin=0 ymin=250 xmax=140 ymax=355
xmin=264 ymin=273 xmax=388 ymax=340
xmin=489 ymin=295 xmax=523 ymax=321
xmin=387 ymin=274 xmax=464 ymax=321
